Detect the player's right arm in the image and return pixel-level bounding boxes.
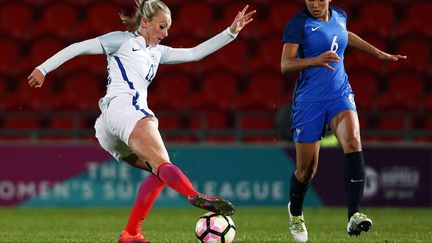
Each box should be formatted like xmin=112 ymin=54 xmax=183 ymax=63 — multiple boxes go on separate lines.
xmin=281 ymin=43 xmax=340 ymax=75
xmin=28 ymin=38 xmax=104 ymax=88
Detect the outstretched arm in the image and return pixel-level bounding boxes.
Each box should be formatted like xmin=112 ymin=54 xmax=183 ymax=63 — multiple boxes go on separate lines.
xmin=161 ymin=5 xmax=255 ymax=64
xmin=28 ymin=38 xmax=104 ymax=88
xmin=348 ymin=31 xmax=406 ymax=61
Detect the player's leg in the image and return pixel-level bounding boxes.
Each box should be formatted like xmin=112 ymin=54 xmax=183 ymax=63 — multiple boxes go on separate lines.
xmin=291 ymin=142 xmax=320 ymax=215
xmin=128 ymin=117 xmax=234 ymax=216
xmin=95 ymin=114 xmax=156 ymax=243
xmin=120 ymin=155 xmax=165 ymax=241
xmin=289 ymin=101 xmax=326 ymax=242
xmin=329 ymin=98 xmax=372 ymax=235
xmin=288 ymin=142 xmax=319 ymax=243
xmin=128 ymin=117 xmax=198 ymax=196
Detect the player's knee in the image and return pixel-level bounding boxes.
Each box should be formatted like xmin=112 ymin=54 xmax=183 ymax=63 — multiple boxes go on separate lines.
xmin=345 ymin=136 xmax=362 ymax=152
xmin=153 ymin=160 xmax=172 ymax=174
xmin=295 ymin=170 xmax=315 ymax=183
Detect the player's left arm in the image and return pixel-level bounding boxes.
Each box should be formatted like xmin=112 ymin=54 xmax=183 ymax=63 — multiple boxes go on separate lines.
xmin=161 ymin=5 xmax=255 ymax=64
xmin=347 ymin=31 xmax=406 ymax=61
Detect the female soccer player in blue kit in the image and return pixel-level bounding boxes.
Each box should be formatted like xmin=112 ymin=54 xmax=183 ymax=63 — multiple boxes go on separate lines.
xmin=281 ymin=0 xmax=406 ymax=242
xmin=27 ymin=1 xmax=255 ymax=242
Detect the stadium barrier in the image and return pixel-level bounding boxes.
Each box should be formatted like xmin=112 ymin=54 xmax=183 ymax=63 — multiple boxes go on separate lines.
xmin=1 ymin=144 xmax=431 ymax=207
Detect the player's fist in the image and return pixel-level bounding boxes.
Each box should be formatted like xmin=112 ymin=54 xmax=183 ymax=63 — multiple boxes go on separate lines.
xmin=28 ymin=68 xmax=45 ymax=88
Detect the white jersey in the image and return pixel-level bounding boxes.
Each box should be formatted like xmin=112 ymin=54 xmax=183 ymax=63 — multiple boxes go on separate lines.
xmin=98 ymin=31 xmax=165 ymax=116
xmin=37 ymin=28 xmax=238 ymax=116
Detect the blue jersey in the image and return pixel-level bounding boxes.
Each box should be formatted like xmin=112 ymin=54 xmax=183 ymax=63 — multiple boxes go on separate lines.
xmin=282 ymin=7 xmax=352 ymax=102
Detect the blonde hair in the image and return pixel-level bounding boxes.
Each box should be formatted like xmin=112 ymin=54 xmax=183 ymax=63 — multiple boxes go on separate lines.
xmin=120 ymin=0 xmax=171 ymax=32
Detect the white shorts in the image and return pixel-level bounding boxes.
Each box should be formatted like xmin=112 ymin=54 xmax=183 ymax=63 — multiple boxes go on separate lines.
xmin=94 ymin=94 xmax=153 ymax=161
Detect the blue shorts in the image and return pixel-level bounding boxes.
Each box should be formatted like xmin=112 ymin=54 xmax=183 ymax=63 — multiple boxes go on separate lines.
xmin=290 ymin=93 xmax=357 ymax=143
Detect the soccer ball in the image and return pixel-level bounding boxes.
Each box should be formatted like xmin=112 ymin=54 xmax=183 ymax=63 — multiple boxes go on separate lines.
xmin=195 ymin=212 xmax=236 ymax=243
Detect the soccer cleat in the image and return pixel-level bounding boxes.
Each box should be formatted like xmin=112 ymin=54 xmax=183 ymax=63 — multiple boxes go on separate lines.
xmin=288 ymin=202 xmax=308 ymax=242
xmin=188 ymin=194 xmax=235 ymax=216
xmin=347 ymin=212 xmax=373 ymax=236
xmin=118 ymin=230 xmax=150 ymax=243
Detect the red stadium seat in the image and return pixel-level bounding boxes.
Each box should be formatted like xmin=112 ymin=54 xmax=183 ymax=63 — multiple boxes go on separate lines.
xmin=348 ymin=72 xmax=379 ymax=111
xmin=18 ymin=37 xmax=65 ymax=74
xmin=158 ymin=117 xmax=182 ymax=129
xmin=50 ymin=73 xmax=102 ymax=111
xmin=31 ymin=3 xmax=79 ymax=41
xmin=163 ymin=134 xmax=199 ymax=143
xmin=238 ymin=111 xmax=277 ymax=142
xmin=423 ymin=93 xmax=432 ymax=111
xmin=387 ymin=36 xmax=431 ymax=75
xmin=201 ymin=38 xmax=249 ymax=76
xmin=190 ymin=72 xmax=238 ymax=111
xmin=367 ymin=116 xmax=409 ymax=142
xmin=23 ymin=0 xmax=53 ymax=6
xmin=237 ymin=71 xmax=286 ymax=111
xmin=375 ymin=73 xmax=424 ymax=111
xmin=188 ymin=110 xmax=231 ymax=129
xmin=0 ymin=3 xmax=33 ymax=41
xmin=148 ymin=72 xmax=193 ymax=111
xmin=344 ymin=35 xmax=387 ymax=75
xmin=248 ymin=36 xmax=283 ymax=73
xmin=332 ymin=1 xmax=352 ymax=16
xmin=396 ymin=2 xmax=432 ymax=38
xmin=240 ymin=116 xmax=274 ymax=129
xmin=0 ymin=38 xmax=21 ymax=77
xmin=3 ymin=77 xmax=54 ymax=111
xmin=348 ymin=2 xmax=396 ymax=39
xmin=174 ymin=2 xmax=215 ymax=39
xmin=189 ymin=72 xmax=238 ymax=129
xmin=259 ymin=1 xmax=302 ymax=37
xmin=76 ymin=2 xmax=124 ymax=38
xmin=377 ymin=117 xmax=408 ymax=130
xmin=73 ymin=55 xmax=109 ymax=77
xmin=205 ymin=0 xmax=232 ymax=8
xmin=4 ymin=117 xmax=41 ymax=129
xmin=49 ymin=116 xmax=87 ymax=129
xmin=65 ymin=0 xmax=97 ymax=7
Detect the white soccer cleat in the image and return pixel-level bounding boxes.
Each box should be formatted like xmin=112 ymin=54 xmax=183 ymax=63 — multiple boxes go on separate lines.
xmin=347 ymin=212 xmax=373 ymax=236
xmin=288 ymin=202 xmax=308 ymax=242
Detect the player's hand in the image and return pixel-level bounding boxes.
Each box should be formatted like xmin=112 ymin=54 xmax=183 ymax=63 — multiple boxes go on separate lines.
xmin=315 ymin=51 xmax=340 ymax=71
xmin=377 ymin=50 xmax=407 ymax=61
xmin=229 ymin=5 xmax=256 ymax=34
xmin=28 ymin=68 xmax=45 ymax=88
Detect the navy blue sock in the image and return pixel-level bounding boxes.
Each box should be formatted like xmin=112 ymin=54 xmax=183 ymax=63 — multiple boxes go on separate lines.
xmin=289 ymin=172 xmax=310 ymax=216
xmin=344 ymin=151 xmax=365 ymax=220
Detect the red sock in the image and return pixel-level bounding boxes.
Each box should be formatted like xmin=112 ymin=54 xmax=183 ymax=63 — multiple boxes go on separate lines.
xmin=157 ymin=162 xmax=198 ymax=197
xmin=125 ymin=174 xmax=165 ymax=235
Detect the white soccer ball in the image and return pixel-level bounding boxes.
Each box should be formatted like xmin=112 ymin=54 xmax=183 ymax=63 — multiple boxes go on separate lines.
xmin=195 ymin=212 xmax=236 ymax=243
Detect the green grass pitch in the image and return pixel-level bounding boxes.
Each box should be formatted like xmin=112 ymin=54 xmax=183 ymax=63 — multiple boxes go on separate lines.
xmin=1 ymin=207 xmax=431 ymax=242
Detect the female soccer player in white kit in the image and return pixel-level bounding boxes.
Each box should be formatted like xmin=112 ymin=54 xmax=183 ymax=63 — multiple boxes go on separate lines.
xmin=27 ymin=1 xmax=255 ymax=242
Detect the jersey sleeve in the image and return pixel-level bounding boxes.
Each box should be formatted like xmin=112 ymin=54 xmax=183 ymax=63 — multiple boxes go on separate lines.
xmin=98 ymin=31 xmax=133 ymax=55
xmin=282 ymin=13 xmax=307 ymax=44
xmin=36 ymin=38 xmax=104 ymax=76
xmin=159 ymin=27 xmax=237 ymax=64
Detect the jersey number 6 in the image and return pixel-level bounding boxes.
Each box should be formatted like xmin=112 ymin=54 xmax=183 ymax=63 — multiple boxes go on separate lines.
xmin=330 ymin=36 xmax=339 ymax=53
